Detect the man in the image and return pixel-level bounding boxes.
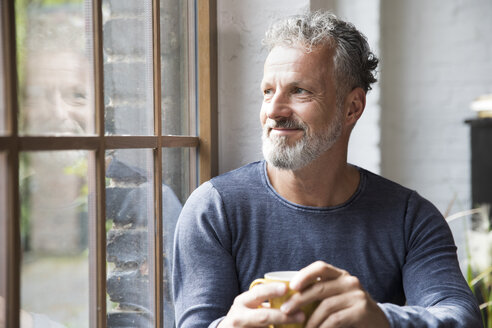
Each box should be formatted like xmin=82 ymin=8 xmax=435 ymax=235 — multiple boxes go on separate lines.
xmin=173 ymin=11 xmax=482 ymax=328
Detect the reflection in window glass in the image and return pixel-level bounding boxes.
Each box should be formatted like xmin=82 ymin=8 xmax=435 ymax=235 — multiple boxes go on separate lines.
xmin=163 ymin=148 xmax=191 ymax=204
xmin=0 ymin=153 xmax=6 ymax=328
xmin=20 ymin=151 xmax=90 ymax=327
xmin=103 ymin=1 xmax=154 ymax=136
xmin=105 ymin=149 xmax=154 ymax=328
xmin=16 ymin=0 xmax=94 ymax=135
xmin=162 ymin=147 xmax=190 ymax=328
xmin=160 ymin=0 xmax=194 ymax=136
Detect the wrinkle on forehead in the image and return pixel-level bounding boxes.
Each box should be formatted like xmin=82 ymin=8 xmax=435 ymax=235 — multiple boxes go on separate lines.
xmin=262 ymin=45 xmax=335 ymax=92
xmin=265 ymin=45 xmax=334 ymax=67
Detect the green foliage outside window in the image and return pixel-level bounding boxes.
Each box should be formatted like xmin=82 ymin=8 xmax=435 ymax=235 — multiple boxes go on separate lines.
xmin=448 ymin=205 xmax=492 ymax=327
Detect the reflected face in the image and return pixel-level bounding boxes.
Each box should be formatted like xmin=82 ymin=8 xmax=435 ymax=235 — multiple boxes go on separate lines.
xmin=24 ymin=52 xmax=92 ymax=135
xmin=260 ymin=46 xmax=343 ymax=170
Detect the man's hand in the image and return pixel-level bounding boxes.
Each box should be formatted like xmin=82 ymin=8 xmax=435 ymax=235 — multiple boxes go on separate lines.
xmin=218 ymin=282 xmax=305 ymax=328
xmin=280 ymin=261 xmax=390 ymax=328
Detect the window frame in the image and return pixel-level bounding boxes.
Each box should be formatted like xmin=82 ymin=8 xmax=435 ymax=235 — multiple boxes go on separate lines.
xmin=0 ymin=0 xmax=218 ymax=326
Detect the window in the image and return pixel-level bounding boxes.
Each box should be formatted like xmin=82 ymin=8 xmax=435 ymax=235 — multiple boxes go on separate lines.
xmin=0 ymin=0 xmax=217 ymax=327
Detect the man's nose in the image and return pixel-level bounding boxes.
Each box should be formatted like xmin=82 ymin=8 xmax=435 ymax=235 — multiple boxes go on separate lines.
xmin=266 ymin=91 xmax=292 ymax=120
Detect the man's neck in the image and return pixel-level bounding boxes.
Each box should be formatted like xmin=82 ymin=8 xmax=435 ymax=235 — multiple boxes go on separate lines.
xmin=266 ymin=152 xmax=360 ymax=208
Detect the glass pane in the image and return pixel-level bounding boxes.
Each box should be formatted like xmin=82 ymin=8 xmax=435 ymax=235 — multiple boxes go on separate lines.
xmin=103 ymin=1 xmax=154 ymax=136
xmin=0 ymin=153 xmax=6 ymax=328
xmin=105 ymin=149 xmax=154 ymax=327
xmin=161 ymin=147 xmax=190 ymax=328
xmin=162 ymin=148 xmax=191 ymax=204
xmin=20 ymin=151 xmax=90 ymax=327
xmin=16 ymin=0 xmax=95 ymax=135
xmin=160 ymin=0 xmax=195 ymax=136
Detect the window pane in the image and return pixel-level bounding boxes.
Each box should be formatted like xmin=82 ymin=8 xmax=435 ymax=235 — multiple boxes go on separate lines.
xmin=0 ymin=153 xmax=6 ymax=328
xmin=162 ymin=148 xmax=191 ymax=204
xmin=20 ymin=151 xmax=90 ymax=327
xmin=105 ymin=149 xmax=154 ymax=328
xmin=103 ymin=1 xmax=154 ymax=136
xmin=161 ymin=147 xmax=191 ymax=328
xmin=160 ymin=0 xmax=195 ymax=136
xmin=16 ymin=0 xmax=95 ymax=136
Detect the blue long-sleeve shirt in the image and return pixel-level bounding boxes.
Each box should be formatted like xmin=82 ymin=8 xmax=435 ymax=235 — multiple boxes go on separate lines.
xmin=173 ymin=161 xmax=482 ymax=327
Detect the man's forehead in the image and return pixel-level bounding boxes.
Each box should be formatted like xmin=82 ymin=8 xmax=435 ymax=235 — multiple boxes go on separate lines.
xmin=263 ymin=45 xmax=334 ymax=78
xmin=266 ymin=44 xmax=333 ymax=63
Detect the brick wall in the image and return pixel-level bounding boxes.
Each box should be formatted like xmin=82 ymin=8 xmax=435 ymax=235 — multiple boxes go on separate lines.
xmin=380 ymin=0 xmax=492 ymax=214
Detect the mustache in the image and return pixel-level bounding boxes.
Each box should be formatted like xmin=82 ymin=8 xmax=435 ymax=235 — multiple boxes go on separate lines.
xmin=265 ymin=118 xmax=307 ymax=130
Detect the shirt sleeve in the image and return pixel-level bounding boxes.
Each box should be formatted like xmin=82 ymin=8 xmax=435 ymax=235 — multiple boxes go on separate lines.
xmin=378 ymin=191 xmax=483 ymax=327
xmin=172 ymin=182 xmax=239 ymax=328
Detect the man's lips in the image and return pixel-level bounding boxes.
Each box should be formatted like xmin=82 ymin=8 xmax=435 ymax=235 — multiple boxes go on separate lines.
xmin=269 ymin=127 xmax=303 ymax=136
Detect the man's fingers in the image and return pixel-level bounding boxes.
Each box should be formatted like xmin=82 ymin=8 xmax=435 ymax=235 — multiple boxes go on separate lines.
xmin=318 ymin=306 xmax=358 ymax=328
xmin=221 ymin=285 xmax=305 ymax=328
xmin=239 ymin=308 xmax=305 ymax=327
xmin=304 ymin=292 xmax=357 ymax=328
xmin=225 ymin=285 xmax=307 ymax=328
xmin=282 ymin=273 xmax=363 ymax=317
xmin=290 ymin=261 xmax=345 ymax=291
xmin=240 ymin=282 xmax=287 ymax=308
xmin=280 ymin=279 xmax=345 ymax=314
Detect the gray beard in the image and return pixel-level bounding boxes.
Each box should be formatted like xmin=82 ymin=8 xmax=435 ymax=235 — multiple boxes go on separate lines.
xmin=261 ymin=115 xmax=342 ymax=171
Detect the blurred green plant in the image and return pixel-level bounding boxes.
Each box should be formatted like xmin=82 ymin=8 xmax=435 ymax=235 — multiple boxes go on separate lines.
xmin=63 ymin=155 xmax=89 ymax=211
xmin=19 ymin=153 xmax=33 ymax=250
xmin=447 ymin=205 xmax=492 ymax=327
xmin=469 ymin=266 xmax=492 ymax=327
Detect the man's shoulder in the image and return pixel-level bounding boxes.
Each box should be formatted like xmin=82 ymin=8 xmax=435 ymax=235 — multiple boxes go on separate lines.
xmin=358 ymin=167 xmax=439 ymax=215
xmin=210 ymin=161 xmax=264 ymax=192
xmin=179 ymin=161 xmax=265 ymax=223
xmin=184 ymin=161 xmax=264 ymax=205
xmin=358 ymin=167 xmax=415 ymax=201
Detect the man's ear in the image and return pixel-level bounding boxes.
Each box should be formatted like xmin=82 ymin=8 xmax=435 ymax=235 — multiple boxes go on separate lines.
xmin=345 ymin=87 xmax=366 ymax=125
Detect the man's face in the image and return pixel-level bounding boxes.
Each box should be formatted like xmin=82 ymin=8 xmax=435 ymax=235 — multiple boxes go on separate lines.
xmin=260 ymin=45 xmax=343 ymax=170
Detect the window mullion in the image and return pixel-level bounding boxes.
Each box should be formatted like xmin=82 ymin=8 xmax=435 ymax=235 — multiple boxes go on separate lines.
xmin=90 ymin=0 xmax=107 ymax=326
xmin=6 ymin=144 xmax=20 ymax=328
xmin=197 ymin=0 xmax=218 ymax=184
xmin=2 ymin=0 xmax=20 ymax=327
xmin=152 ymin=0 xmax=163 ymax=325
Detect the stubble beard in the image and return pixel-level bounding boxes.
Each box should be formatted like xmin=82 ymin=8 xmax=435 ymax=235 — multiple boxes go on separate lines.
xmin=261 ymin=111 xmax=343 ymax=171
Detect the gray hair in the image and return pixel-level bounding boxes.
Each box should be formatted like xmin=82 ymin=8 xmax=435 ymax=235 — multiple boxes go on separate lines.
xmin=263 ymin=11 xmax=379 ymax=99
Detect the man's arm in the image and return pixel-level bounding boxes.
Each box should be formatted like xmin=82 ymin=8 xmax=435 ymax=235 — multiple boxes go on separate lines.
xmin=377 ymin=192 xmax=482 ymax=327
xmin=172 ymin=182 xmax=239 ymax=328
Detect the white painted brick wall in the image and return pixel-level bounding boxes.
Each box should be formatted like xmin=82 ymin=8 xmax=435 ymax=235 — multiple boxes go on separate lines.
xmin=380 ymin=0 xmax=492 ymax=214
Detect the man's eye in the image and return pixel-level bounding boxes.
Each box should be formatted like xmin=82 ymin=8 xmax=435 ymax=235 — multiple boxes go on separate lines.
xmin=293 ymin=87 xmax=308 ymax=94
xmin=263 ymin=89 xmax=273 ymax=95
